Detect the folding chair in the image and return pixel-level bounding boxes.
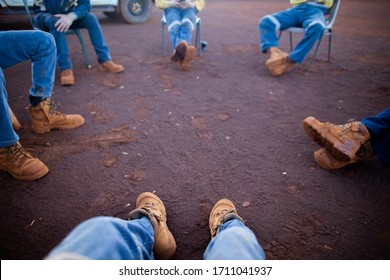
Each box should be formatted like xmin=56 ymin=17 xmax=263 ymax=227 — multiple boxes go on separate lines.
xmin=278 ymin=0 xmax=341 ymax=65
xmin=22 ymin=0 xmax=92 ymax=69
xmin=161 ymin=13 xmax=204 ymax=56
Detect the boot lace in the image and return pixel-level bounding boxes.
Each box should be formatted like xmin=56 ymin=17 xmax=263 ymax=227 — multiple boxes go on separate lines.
xmin=141 ymin=202 xmax=163 ymax=222
xmin=4 ymin=143 xmax=32 ymax=163
xmin=47 ymin=100 xmax=65 ymax=117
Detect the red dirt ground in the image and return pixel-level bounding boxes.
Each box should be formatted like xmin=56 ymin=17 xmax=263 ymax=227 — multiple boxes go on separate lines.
xmin=0 ymin=0 xmax=389 ymax=260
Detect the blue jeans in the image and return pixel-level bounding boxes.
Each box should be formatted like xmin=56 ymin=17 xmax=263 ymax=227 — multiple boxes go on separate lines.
xmin=164 ymin=7 xmax=197 ymax=50
xmin=46 ymin=216 xmax=265 ymax=260
xmin=259 ymin=4 xmax=327 ymax=63
xmin=0 ymin=30 xmax=56 ymax=148
xmin=34 ymin=12 xmax=111 ymax=71
xmin=361 ymin=107 xmax=390 ymax=167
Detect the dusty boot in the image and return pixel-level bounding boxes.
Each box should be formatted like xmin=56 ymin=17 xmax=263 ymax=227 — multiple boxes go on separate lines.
xmin=303 ymin=116 xmax=371 ymax=162
xmin=129 ymin=192 xmax=176 ymax=259
xmin=209 ymin=198 xmax=244 ymax=239
xmin=314 ymin=143 xmax=374 ymax=170
xmin=180 ymin=45 xmax=197 ymax=71
xmin=265 ymin=47 xmax=293 ymax=76
xmin=60 ymin=69 xmax=75 ymax=86
xmin=98 ymin=60 xmax=124 ymax=73
xmin=171 ymin=40 xmax=188 ymax=63
xmin=0 ymin=142 xmax=49 ymax=181
xmin=27 ymin=99 xmax=85 ymax=135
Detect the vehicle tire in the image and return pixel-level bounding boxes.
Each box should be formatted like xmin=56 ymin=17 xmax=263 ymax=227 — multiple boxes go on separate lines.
xmin=119 ymin=0 xmax=152 ymax=24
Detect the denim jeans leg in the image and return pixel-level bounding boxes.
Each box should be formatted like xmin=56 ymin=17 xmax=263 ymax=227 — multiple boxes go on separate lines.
xmin=71 ymin=13 xmax=111 ymax=63
xmin=203 ymin=219 xmax=266 ymax=260
xmin=34 ymin=13 xmax=72 ymax=71
xmin=289 ymin=5 xmax=326 ymax=63
xmin=46 ymin=216 xmax=155 ymax=260
xmin=178 ymin=8 xmax=196 ymax=46
xmin=0 ymin=68 xmax=19 ymax=148
xmin=361 ymin=107 xmax=390 ymax=167
xmin=164 ymin=8 xmax=182 ymax=50
xmin=259 ymin=7 xmax=300 ymax=53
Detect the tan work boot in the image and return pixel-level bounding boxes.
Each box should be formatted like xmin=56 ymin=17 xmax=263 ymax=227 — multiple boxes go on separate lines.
xmin=180 ymin=45 xmax=197 ymax=71
xmin=314 ymin=144 xmax=374 ymax=170
xmin=303 ymin=116 xmax=371 ymax=162
xmin=265 ymin=47 xmax=294 ymax=77
xmin=129 ymin=192 xmax=176 ymax=259
xmin=171 ymin=40 xmax=188 ymax=63
xmin=209 ymin=199 xmax=244 ymax=239
xmin=60 ymin=69 xmax=75 ymax=86
xmin=98 ymin=60 xmax=124 ymax=73
xmin=0 ymin=142 xmax=49 ymax=181
xmin=27 ymin=99 xmax=85 ymax=135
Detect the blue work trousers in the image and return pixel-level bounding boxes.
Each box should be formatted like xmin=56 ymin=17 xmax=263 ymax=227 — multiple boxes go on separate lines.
xmin=361 ymin=107 xmax=390 ymax=167
xmin=164 ymin=7 xmax=197 ymax=50
xmin=46 ymin=216 xmax=265 ymax=260
xmin=34 ymin=12 xmax=111 ymax=71
xmin=0 ymin=30 xmax=56 ymax=148
xmin=259 ymin=4 xmax=327 ymax=63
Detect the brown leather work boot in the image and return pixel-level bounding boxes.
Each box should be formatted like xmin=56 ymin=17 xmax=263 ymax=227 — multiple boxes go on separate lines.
xmin=265 ymin=47 xmax=294 ymax=77
xmin=314 ymin=143 xmax=374 ymax=170
xmin=209 ymin=199 xmax=244 ymax=239
xmin=129 ymin=192 xmax=176 ymax=259
xmin=171 ymin=40 xmax=188 ymax=63
xmin=27 ymin=99 xmax=85 ymax=135
xmin=303 ymin=116 xmax=371 ymax=162
xmin=98 ymin=60 xmax=124 ymax=73
xmin=0 ymin=142 xmax=49 ymax=181
xmin=180 ymin=45 xmax=197 ymax=71
xmin=60 ymin=69 xmax=75 ymax=86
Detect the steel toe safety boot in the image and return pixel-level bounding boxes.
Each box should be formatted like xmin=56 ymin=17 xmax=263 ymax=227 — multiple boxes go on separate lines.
xmin=314 ymin=143 xmax=374 ymax=170
xmin=98 ymin=60 xmax=124 ymax=73
xmin=60 ymin=69 xmax=75 ymax=86
xmin=171 ymin=40 xmax=188 ymax=63
xmin=209 ymin=198 xmax=244 ymax=239
xmin=265 ymin=47 xmax=294 ymax=76
xmin=0 ymin=142 xmax=48 ymax=181
xmin=27 ymin=99 xmax=85 ymax=135
xmin=180 ymin=45 xmax=197 ymax=71
xmin=303 ymin=116 xmax=371 ymax=162
xmin=129 ymin=192 xmax=176 ymax=259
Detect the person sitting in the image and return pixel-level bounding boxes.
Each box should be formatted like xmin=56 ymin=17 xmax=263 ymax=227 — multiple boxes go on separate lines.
xmin=0 ymin=30 xmax=85 ymax=181
xmin=259 ymin=0 xmax=334 ymax=76
xmin=33 ymin=0 xmax=124 ymax=86
xmin=154 ymin=0 xmax=205 ymax=71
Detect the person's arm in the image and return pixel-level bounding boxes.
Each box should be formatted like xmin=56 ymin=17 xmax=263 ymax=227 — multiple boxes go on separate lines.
xmin=70 ymin=0 xmax=91 ymax=19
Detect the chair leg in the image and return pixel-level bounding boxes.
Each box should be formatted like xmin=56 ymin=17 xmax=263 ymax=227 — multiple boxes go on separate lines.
xmin=196 ymin=20 xmax=202 ymax=56
xmin=8 ymin=105 xmax=21 ymax=130
xmin=327 ymin=33 xmax=332 ymax=62
xmin=289 ymin=32 xmax=293 ymax=52
xmin=74 ymin=30 xmax=92 ymax=69
xmin=309 ymin=35 xmax=323 ymax=67
xmin=162 ymin=21 xmax=166 ymax=56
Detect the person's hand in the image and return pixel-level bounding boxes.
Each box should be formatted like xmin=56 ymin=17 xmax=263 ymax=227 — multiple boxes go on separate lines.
xmin=54 ymin=13 xmax=77 ymax=33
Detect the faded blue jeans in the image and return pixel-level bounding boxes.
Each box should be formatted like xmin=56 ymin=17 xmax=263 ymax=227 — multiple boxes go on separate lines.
xmin=0 ymin=30 xmax=56 ymax=148
xmin=46 ymin=216 xmax=265 ymax=260
xmin=361 ymin=107 xmax=390 ymax=167
xmin=164 ymin=7 xmax=197 ymax=50
xmin=34 ymin=12 xmax=111 ymax=71
xmin=259 ymin=3 xmax=328 ymax=63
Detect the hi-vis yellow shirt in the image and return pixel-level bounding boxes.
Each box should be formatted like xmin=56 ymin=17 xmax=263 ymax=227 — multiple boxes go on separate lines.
xmin=290 ymin=0 xmax=334 ymax=9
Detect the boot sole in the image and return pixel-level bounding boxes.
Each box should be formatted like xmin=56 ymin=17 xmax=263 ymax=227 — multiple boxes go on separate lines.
xmin=97 ymin=65 xmax=124 ymax=73
xmin=303 ymin=117 xmax=352 ymax=162
xmin=0 ymin=165 xmax=49 ymax=181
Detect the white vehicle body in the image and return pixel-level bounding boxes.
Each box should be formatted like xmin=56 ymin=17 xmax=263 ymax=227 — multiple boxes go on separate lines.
xmin=0 ymin=0 xmax=152 ymax=24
